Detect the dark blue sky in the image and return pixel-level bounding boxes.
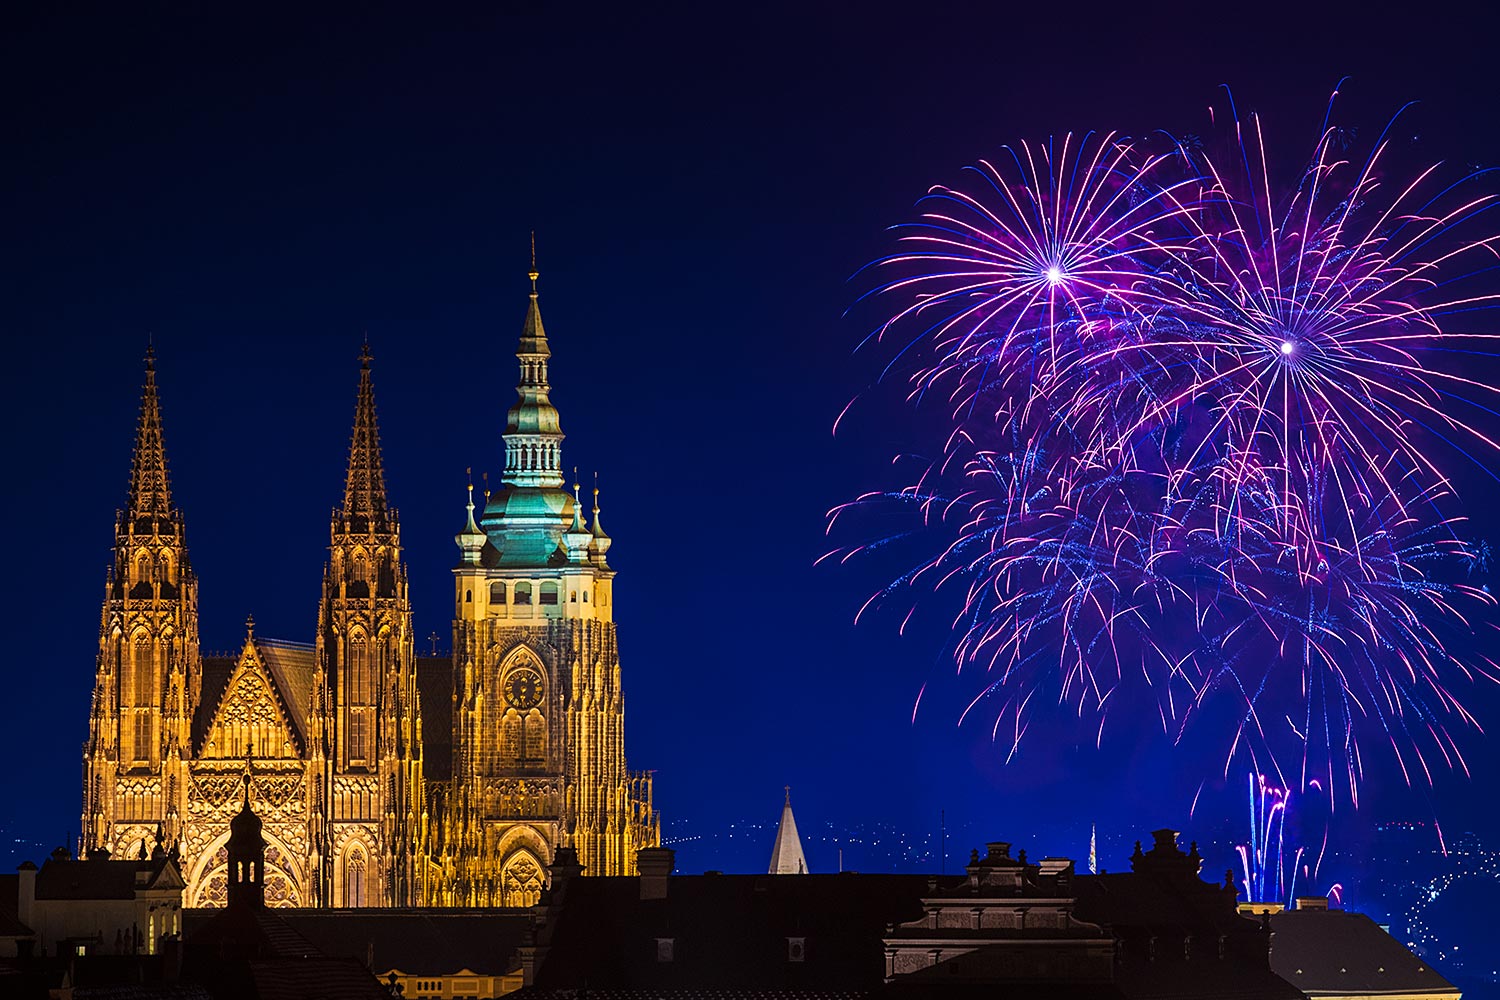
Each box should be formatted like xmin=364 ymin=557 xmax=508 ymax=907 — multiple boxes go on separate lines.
xmin=5 ymin=4 xmax=1500 ymax=893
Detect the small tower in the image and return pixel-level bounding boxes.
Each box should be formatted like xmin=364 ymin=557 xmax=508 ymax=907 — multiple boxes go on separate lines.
xmin=227 ymin=773 xmax=265 ymax=911
xmin=768 ymin=786 xmax=809 ymax=875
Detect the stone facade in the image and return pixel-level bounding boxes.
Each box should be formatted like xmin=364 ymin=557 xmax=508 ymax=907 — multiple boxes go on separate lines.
xmin=81 ymin=275 xmax=658 ymax=908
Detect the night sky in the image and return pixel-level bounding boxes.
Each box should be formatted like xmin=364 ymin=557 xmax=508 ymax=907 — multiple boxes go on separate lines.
xmin=6 ymin=3 xmax=1500 ymax=904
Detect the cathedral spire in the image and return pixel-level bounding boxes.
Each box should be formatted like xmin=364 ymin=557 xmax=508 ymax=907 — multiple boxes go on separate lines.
xmin=501 ymin=249 xmax=564 ymax=490
xmin=342 ymin=344 xmax=389 ymax=522
xmin=127 ymin=346 xmax=173 ymax=517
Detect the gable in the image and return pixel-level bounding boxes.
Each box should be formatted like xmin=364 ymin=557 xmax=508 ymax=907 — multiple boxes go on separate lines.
xmin=198 ymin=648 xmax=304 ymax=759
xmin=148 ymin=860 xmax=185 ymax=892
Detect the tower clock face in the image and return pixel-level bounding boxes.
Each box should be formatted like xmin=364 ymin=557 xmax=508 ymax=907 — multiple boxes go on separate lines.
xmin=507 ymin=669 xmax=542 ymax=710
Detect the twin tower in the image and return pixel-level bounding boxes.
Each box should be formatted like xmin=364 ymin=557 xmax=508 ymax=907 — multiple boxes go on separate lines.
xmin=80 ymin=272 xmax=659 ymax=908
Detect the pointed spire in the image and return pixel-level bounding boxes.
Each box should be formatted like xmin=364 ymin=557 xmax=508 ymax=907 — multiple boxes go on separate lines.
xmin=456 ymin=471 xmax=486 ymax=566
xmin=591 ymin=475 xmax=608 ymax=538
xmin=768 ymin=786 xmax=810 ymax=875
xmin=589 ymin=475 xmax=613 ymax=569
xmin=500 ymin=242 xmax=564 ymax=491
xmin=127 ymin=346 xmax=173 ymax=517
xmin=342 ymin=344 xmax=389 ymax=521
xmin=563 ymin=470 xmax=592 ymax=564
xmin=463 ymin=470 xmax=482 ymax=535
xmin=571 ymin=470 xmax=587 ymax=532
xmin=520 ymin=235 xmax=548 ymax=358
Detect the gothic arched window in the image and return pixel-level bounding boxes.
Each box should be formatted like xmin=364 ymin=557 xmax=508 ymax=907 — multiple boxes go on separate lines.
xmin=501 ymin=708 xmax=521 ymax=762
xmin=523 ymin=708 xmax=546 ymax=761
xmin=501 ymin=850 xmax=544 ymax=907
xmin=344 ymin=846 xmax=367 ymax=908
xmin=349 ymin=635 xmax=370 ymax=705
xmin=133 ymin=634 xmax=154 ymax=706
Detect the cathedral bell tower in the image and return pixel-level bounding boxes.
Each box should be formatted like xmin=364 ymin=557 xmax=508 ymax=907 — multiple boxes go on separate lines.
xmin=428 ymin=259 xmax=658 ymax=906
xmin=83 ymin=348 xmax=201 ymax=860
xmin=310 ymin=347 xmax=424 ymax=907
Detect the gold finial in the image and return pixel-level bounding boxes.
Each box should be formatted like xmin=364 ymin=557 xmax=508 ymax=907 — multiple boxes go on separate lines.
xmin=528 ymin=231 xmax=539 ymax=295
xmin=482 ymin=471 xmax=491 ymax=501
xmin=593 ymin=471 xmax=600 ymax=513
xmin=245 ymin=613 xmax=255 ymax=637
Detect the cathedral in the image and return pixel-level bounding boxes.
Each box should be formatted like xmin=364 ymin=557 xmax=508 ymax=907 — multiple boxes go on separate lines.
xmin=79 ymin=268 xmax=660 ymax=909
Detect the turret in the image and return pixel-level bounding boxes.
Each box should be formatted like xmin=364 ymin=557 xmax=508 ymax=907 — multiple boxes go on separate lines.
xmin=456 ymin=480 xmax=487 ymax=566
xmin=563 ymin=479 xmax=592 ymax=564
xmin=589 ymin=483 xmax=612 ymax=570
xmin=227 ymin=773 xmax=265 ymax=910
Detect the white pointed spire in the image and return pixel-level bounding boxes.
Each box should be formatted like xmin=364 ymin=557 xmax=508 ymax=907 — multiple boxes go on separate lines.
xmin=768 ymin=786 xmax=809 ymax=875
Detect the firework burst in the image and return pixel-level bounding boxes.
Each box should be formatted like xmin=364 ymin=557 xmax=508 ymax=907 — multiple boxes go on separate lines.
xmin=832 ymin=91 xmax=1500 ymax=803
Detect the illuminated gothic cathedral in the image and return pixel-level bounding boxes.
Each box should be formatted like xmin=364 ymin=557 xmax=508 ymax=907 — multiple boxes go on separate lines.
xmin=80 ymin=270 xmax=659 ymax=908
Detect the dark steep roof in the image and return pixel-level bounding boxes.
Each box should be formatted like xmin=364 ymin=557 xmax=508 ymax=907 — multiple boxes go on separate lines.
xmin=34 ymin=857 xmax=180 ymax=901
xmin=535 ymin=874 xmax=947 ymax=991
xmin=194 ymin=657 xmax=236 ymax=749
xmin=416 ymin=657 xmax=452 ymax=782
xmin=245 ymin=958 xmax=389 ymax=1000
xmin=256 ymin=640 xmax=317 ymax=746
xmin=276 ymin=908 xmax=529 ymax=977
xmin=1269 ymin=908 xmax=1459 ymax=997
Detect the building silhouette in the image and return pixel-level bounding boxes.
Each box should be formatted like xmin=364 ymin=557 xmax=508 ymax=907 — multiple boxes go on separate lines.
xmin=79 ymin=269 xmax=659 ymax=908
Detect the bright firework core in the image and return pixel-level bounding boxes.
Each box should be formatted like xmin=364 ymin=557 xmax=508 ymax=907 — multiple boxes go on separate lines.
xmin=1280 ymin=340 xmax=1295 ymax=356
xmin=1045 ymin=265 xmax=1064 ymax=285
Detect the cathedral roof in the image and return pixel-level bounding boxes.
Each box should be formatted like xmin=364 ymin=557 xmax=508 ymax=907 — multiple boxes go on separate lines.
xmin=768 ymin=787 xmax=809 ymax=875
xmin=256 ymin=639 xmax=318 ymax=745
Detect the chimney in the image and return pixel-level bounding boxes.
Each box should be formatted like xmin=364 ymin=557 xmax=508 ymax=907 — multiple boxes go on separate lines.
xmin=1294 ymin=896 xmax=1329 ymax=911
xmin=16 ymin=861 xmax=37 ymax=932
xmin=637 ymin=847 xmax=675 ymax=900
xmin=547 ymin=846 xmax=584 ymax=893
xmin=985 ymin=842 xmax=1012 ymax=862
